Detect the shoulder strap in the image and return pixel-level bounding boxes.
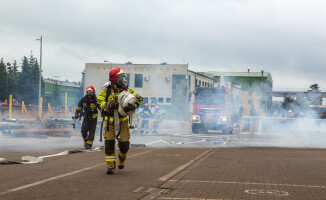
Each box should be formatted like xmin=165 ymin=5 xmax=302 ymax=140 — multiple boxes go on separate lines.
xmin=105 ymin=85 xmax=111 ymax=102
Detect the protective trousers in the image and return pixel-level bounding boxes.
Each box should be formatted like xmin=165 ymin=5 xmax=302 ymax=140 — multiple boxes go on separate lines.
xmin=153 ymin=120 xmax=160 ymax=133
xmin=103 ymin=117 xmax=130 ymax=172
xmin=140 ymin=119 xmax=149 ymax=134
xmin=81 ymin=117 xmax=97 ymax=147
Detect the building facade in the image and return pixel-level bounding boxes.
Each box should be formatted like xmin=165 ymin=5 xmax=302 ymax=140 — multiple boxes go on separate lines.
xmin=84 ymin=63 xmax=214 ymax=119
xmin=205 ymin=71 xmax=273 ymax=116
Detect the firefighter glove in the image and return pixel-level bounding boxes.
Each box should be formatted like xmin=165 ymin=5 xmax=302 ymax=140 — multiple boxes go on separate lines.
xmin=124 ymin=103 xmax=136 ymax=112
xmin=108 ymin=102 xmax=119 ymax=110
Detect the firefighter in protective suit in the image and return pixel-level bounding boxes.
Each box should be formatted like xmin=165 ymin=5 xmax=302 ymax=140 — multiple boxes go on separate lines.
xmin=140 ymin=103 xmax=152 ymax=134
xmin=75 ymin=85 xmax=98 ymax=149
xmin=97 ymin=67 xmax=142 ymax=174
xmin=152 ymin=106 xmax=163 ymax=133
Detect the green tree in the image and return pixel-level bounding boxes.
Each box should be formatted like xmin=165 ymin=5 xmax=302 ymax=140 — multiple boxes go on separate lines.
xmin=307 ymin=83 xmax=322 ymax=105
xmin=6 ymin=62 xmax=19 ymax=99
xmin=0 ymin=58 xmax=9 ymax=101
xmin=17 ymin=56 xmax=30 ymax=103
xmin=282 ymin=97 xmax=295 ymax=110
xmin=16 ymin=53 xmax=44 ymax=105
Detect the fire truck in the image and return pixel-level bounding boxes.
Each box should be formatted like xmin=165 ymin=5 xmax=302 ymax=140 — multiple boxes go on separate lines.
xmin=191 ymin=85 xmax=241 ymax=134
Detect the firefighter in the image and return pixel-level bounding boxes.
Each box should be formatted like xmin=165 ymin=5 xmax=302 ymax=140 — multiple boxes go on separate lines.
xmin=97 ymin=67 xmax=142 ymax=174
xmin=74 ymin=85 xmax=98 ymax=149
xmin=140 ymin=103 xmax=152 ymax=134
xmin=132 ymin=109 xmax=141 ymax=134
xmin=152 ymin=106 xmax=163 ymax=133
xmin=288 ymin=109 xmax=295 ymax=118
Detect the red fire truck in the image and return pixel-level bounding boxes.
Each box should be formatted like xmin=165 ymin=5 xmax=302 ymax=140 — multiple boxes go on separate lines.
xmin=191 ymin=86 xmax=241 ymax=134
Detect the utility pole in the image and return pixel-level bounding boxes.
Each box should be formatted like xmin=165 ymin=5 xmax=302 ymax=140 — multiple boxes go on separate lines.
xmin=36 ymin=36 xmax=42 ymax=116
xmin=261 ymin=70 xmax=264 ymax=113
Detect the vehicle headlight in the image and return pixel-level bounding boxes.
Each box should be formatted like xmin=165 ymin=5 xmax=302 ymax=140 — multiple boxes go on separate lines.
xmin=218 ymin=116 xmax=228 ymax=124
xmin=192 ymin=115 xmax=201 ymax=123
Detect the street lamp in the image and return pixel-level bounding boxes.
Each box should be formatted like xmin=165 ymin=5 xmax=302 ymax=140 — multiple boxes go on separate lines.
xmin=36 ymin=36 xmax=42 ymax=114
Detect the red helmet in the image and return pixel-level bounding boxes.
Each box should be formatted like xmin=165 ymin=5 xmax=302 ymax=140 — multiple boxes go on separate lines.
xmin=145 ymin=103 xmax=149 ymax=108
xmin=86 ymin=85 xmax=95 ymax=92
xmin=155 ymin=106 xmax=159 ymax=110
xmin=109 ymin=67 xmax=125 ymax=83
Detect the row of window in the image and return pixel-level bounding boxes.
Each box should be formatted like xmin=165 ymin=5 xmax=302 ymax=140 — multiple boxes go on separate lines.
xmin=195 ymin=79 xmax=213 ymax=88
xmin=143 ymin=97 xmax=172 ymax=104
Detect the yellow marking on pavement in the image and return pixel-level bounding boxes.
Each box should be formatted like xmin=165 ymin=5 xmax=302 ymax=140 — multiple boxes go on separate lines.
xmin=158 ymin=149 xmax=213 ymax=181
xmin=176 ymin=180 xmax=326 ymax=189
xmin=0 ymin=149 xmax=154 ymax=196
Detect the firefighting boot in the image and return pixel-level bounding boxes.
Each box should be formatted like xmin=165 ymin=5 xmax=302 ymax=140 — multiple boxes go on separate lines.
xmin=83 ymin=137 xmax=88 ymax=148
xmin=106 ymin=155 xmax=116 ymax=174
xmin=85 ymin=141 xmax=93 ymax=149
xmin=118 ymin=151 xmax=127 ymax=169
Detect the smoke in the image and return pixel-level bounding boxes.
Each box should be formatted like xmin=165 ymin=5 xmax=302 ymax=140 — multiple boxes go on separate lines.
xmin=0 ymin=133 xmax=92 ymax=152
xmin=244 ymin=108 xmax=326 ymax=148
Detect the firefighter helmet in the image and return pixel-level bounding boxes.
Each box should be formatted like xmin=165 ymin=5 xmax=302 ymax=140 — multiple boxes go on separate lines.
xmin=109 ymin=67 xmax=125 ymax=83
xmin=86 ymin=85 xmax=95 ymax=96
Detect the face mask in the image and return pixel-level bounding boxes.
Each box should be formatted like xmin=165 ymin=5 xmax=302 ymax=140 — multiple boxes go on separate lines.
xmin=86 ymin=91 xmax=94 ymax=96
xmin=116 ymin=75 xmax=126 ymax=88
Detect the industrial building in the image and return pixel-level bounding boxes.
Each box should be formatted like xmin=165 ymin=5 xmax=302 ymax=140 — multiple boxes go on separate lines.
xmin=44 ymin=78 xmax=82 ymax=107
xmin=84 ymin=63 xmax=214 ymax=119
xmin=204 ymin=71 xmax=273 ymax=115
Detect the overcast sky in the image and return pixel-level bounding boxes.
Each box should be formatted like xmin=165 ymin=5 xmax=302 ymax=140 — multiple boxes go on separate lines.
xmin=0 ymin=0 xmax=325 ymax=89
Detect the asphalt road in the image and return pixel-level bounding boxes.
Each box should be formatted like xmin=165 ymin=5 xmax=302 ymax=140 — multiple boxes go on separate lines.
xmin=1 ymin=128 xmax=326 ymax=199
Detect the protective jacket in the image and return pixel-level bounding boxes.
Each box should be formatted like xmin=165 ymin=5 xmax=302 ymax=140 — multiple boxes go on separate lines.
xmin=75 ymin=95 xmax=98 ymax=119
xmin=153 ymin=110 xmax=162 ymax=122
xmin=141 ymin=108 xmax=152 ymax=120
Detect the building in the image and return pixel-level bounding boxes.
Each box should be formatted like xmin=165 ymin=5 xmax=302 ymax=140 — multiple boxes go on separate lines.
xmin=204 ymin=71 xmax=273 ymax=116
xmin=44 ymin=78 xmax=82 ymax=107
xmin=84 ymin=63 xmax=214 ymax=119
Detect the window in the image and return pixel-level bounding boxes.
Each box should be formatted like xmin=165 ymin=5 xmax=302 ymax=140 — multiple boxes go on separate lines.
xmin=195 ymin=79 xmax=198 ymax=87
xmin=205 ymin=82 xmax=207 ymax=87
xmin=166 ymin=98 xmax=172 ymax=103
xmin=158 ymin=97 xmax=164 ymax=103
xmin=249 ymin=91 xmax=252 ymax=96
xmin=143 ymin=97 xmax=148 ymax=104
xmin=199 ymin=80 xmax=201 ymax=86
xmin=135 ymin=74 xmax=143 ymax=88
xmin=125 ymin=73 xmax=130 ymax=86
xmin=150 ymin=97 xmax=157 ymax=106
xmin=248 ymin=100 xmax=252 ymax=104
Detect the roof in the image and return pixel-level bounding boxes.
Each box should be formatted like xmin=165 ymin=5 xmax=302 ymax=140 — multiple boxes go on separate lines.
xmin=44 ymin=78 xmax=81 ymax=88
xmin=188 ymin=70 xmax=214 ymax=80
xmin=86 ymin=63 xmax=188 ymax=66
xmin=205 ymin=71 xmax=271 ymax=78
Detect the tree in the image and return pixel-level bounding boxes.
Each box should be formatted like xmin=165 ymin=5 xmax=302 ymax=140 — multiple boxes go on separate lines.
xmin=17 ymin=56 xmax=31 ymax=104
xmin=282 ymin=97 xmax=295 ymax=110
xmin=307 ymin=83 xmax=322 ymax=105
xmin=0 ymin=58 xmax=9 ymax=100
xmin=6 ymin=62 xmax=19 ymax=98
xmin=15 ymin=53 xmax=44 ymax=105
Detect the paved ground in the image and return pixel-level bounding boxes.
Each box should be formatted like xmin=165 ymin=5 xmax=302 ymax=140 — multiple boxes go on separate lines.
xmin=1 ymin=127 xmax=326 ymax=199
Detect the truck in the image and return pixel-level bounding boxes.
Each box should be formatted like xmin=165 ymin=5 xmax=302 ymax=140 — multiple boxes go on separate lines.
xmin=308 ymin=105 xmax=326 ymax=119
xmin=191 ymin=85 xmax=241 ymax=134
